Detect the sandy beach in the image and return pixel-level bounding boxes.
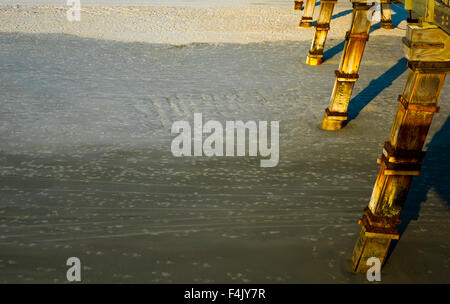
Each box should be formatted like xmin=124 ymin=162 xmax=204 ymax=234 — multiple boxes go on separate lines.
xmin=0 ymin=2 xmax=408 ymax=44
xmin=0 ymin=1 xmax=449 ymax=283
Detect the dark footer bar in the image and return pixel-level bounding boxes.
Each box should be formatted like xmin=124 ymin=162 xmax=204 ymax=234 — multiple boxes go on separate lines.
xmin=0 ymin=284 xmax=446 ymax=303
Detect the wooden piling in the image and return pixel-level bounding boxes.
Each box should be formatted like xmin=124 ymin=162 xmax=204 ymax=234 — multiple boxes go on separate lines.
xmin=322 ymin=1 xmax=374 ymax=130
xmin=381 ymin=1 xmax=394 ymax=29
xmin=300 ymin=0 xmax=316 ymax=27
xmin=306 ymin=0 xmax=337 ymax=65
xmin=352 ymin=22 xmax=450 ymax=273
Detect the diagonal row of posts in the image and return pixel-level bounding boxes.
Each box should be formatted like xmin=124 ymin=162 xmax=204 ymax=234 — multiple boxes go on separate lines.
xmin=295 ymin=0 xmax=450 ymax=273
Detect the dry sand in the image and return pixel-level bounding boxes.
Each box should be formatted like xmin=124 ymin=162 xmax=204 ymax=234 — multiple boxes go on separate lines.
xmin=0 ymin=2 xmax=407 ymax=44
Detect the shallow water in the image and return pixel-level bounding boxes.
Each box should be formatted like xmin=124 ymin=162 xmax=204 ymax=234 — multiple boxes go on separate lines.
xmin=0 ymin=33 xmax=449 ymax=283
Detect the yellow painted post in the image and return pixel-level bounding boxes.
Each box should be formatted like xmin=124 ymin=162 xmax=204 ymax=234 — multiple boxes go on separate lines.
xmin=300 ymin=0 xmax=317 ymax=27
xmin=381 ymin=0 xmax=394 ymax=29
xmin=322 ymin=1 xmax=374 ymax=130
xmin=352 ymin=22 xmax=450 ymax=273
xmin=306 ymin=0 xmax=337 ymax=65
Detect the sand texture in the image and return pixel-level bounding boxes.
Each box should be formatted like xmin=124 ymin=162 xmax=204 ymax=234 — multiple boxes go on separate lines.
xmin=0 ymin=3 xmax=408 ymax=44
xmin=0 ymin=31 xmax=449 ymax=283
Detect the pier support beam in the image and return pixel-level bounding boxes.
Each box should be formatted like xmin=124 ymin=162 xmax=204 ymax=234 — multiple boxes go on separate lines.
xmin=380 ymin=1 xmax=394 ymax=29
xmin=352 ymin=22 xmax=450 ymax=273
xmin=306 ymin=0 xmax=337 ymax=65
xmin=405 ymin=0 xmax=418 ymax=24
xmin=294 ymin=1 xmax=304 ymax=11
xmin=322 ymin=1 xmax=374 ymax=130
xmin=407 ymin=10 xmax=419 ymax=23
xmin=300 ymin=0 xmax=316 ymax=27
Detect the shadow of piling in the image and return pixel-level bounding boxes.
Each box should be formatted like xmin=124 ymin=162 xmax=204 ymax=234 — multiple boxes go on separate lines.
xmin=386 ymin=116 xmax=450 ymax=260
xmin=346 ymin=57 xmax=408 ymax=122
xmin=399 ymin=117 xmax=450 ymax=233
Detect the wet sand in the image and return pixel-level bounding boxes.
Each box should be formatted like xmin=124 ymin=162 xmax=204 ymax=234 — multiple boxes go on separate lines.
xmin=0 ymin=30 xmax=449 ymax=283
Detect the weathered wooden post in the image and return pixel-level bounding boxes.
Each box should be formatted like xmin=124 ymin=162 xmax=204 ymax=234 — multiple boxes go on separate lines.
xmin=306 ymin=0 xmax=337 ymax=65
xmin=300 ymin=0 xmax=317 ymax=27
xmin=294 ymin=0 xmax=304 ymax=11
xmin=405 ymin=0 xmax=419 ymax=23
xmin=381 ymin=0 xmax=394 ymax=29
xmin=321 ymin=1 xmax=374 ymax=130
xmin=351 ymin=21 xmax=450 ymax=273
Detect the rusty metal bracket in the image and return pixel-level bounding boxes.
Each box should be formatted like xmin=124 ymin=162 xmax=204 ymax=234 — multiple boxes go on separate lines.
xmin=346 ymin=31 xmax=370 ymax=41
xmin=382 ymin=141 xmax=426 ymax=161
xmin=316 ymin=23 xmax=331 ymax=30
xmin=358 ymin=207 xmax=400 ymax=239
xmin=407 ymin=61 xmax=450 ymax=73
xmin=324 ymin=108 xmax=348 ymax=121
xmin=334 ymin=70 xmax=359 ymax=82
xmin=376 ymin=141 xmax=426 ymax=176
xmin=398 ymin=95 xmax=440 ymax=113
